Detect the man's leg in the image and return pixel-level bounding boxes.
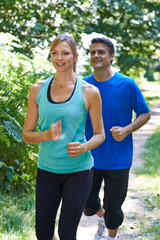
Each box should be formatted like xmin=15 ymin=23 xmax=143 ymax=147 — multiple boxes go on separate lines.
xmin=96 ymin=207 xmax=105 ymax=218
xmin=107 ymin=229 xmax=118 ymax=238
xmin=96 ymin=206 xmax=118 ymax=239
xmin=84 ymin=168 xmax=103 ymax=216
xmin=52 ymin=235 xmax=58 ymax=240
xmin=84 ymin=169 xmax=108 ymax=239
xmin=103 ymin=168 xmax=130 ymax=239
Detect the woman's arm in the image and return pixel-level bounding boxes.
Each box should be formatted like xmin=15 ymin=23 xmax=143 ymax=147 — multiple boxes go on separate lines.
xmin=67 ymin=81 xmax=105 ymax=157
xmin=22 ymin=82 xmax=61 ymax=144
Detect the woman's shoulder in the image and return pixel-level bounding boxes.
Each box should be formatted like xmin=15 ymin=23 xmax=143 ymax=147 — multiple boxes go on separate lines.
xmin=31 ymin=77 xmax=52 ymax=93
xmin=82 ymin=79 xmax=99 ymax=95
xmin=32 ymin=80 xmax=44 ymax=87
xmin=29 ymin=80 xmax=44 ymax=97
xmin=82 ymin=80 xmax=101 ymax=109
xmin=31 ymin=80 xmax=44 ymax=90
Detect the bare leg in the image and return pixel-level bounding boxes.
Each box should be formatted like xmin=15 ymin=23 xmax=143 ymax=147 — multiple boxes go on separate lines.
xmin=96 ymin=207 xmax=118 ymax=238
xmin=52 ymin=235 xmax=58 ymax=240
xmin=96 ymin=207 xmax=105 ymax=218
xmin=108 ymin=228 xmax=118 ymax=238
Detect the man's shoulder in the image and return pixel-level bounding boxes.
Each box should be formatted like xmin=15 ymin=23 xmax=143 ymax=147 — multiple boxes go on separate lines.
xmin=115 ymin=71 xmax=132 ymax=81
xmin=115 ymin=72 xmax=136 ymax=86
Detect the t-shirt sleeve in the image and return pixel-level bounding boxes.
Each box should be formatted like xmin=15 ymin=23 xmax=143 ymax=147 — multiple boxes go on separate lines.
xmin=129 ymin=79 xmax=150 ymax=116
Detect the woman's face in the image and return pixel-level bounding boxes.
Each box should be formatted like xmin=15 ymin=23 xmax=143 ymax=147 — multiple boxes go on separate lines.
xmin=51 ymin=41 xmax=77 ymax=73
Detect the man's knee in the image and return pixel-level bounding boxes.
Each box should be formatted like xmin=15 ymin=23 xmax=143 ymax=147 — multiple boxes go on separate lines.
xmin=104 ymin=206 xmax=124 ymax=229
xmin=84 ymin=203 xmax=101 ymax=216
xmin=84 ymin=196 xmax=101 ymax=216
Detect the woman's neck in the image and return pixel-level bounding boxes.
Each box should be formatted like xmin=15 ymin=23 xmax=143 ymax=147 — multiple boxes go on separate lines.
xmin=53 ymin=71 xmax=77 ymax=87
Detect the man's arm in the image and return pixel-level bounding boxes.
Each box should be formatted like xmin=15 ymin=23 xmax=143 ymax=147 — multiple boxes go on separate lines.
xmin=110 ymin=112 xmax=151 ymax=142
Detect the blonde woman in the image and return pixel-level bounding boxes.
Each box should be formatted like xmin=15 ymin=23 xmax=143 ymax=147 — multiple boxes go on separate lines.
xmin=23 ymin=34 xmax=105 ymax=240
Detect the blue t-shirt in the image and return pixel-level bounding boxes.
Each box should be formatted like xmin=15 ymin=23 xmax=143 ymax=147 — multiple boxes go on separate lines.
xmin=36 ymin=76 xmax=93 ymax=174
xmin=84 ymin=72 xmax=150 ymax=170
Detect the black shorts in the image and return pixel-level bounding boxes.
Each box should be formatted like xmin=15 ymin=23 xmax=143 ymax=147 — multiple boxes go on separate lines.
xmin=84 ymin=168 xmax=130 ymax=229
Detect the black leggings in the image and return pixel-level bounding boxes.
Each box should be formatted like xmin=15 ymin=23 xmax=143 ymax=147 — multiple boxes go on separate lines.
xmin=36 ymin=168 xmax=93 ymax=240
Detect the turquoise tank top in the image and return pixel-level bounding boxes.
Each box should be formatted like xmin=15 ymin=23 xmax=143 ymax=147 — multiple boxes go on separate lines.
xmin=36 ymin=76 xmax=93 ymax=174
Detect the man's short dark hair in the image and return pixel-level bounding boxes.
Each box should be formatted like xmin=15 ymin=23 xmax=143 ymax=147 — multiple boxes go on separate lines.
xmin=91 ymin=37 xmax=115 ymax=55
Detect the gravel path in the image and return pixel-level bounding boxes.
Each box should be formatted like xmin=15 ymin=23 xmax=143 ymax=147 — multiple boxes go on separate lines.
xmin=77 ymin=100 xmax=160 ymax=240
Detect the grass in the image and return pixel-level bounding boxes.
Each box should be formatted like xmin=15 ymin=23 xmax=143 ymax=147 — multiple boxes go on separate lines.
xmin=0 ymin=192 xmax=36 ymax=240
xmin=137 ymin=126 xmax=160 ymax=176
xmin=134 ymin=126 xmax=160 ymax=240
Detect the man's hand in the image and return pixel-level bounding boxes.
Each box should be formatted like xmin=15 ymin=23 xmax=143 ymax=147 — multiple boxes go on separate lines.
xmin=110 ymin=126 xmax=127 ymax=141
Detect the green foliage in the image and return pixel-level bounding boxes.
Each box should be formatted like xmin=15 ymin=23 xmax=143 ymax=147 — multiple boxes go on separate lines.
xmin=0 ymin=0 xmax=160 ymax=79
xmin=82 ymin=0 xmax=160 ymax=79
xmin=138 ymin=192 xmax=160 ymax=239
xmin=78 ymin=58 xmax=93 ymax=76
xmin=0 ymin=0 xmax=86 ymax=56
xmin=0 ymin=33 xmax=53 ymax=191
xmin=0 ymin=191 xmax=35 ymax=239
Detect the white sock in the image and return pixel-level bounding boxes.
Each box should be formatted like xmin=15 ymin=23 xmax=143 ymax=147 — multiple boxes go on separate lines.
xmin=97 ymin=216 xmax=105 ymax=222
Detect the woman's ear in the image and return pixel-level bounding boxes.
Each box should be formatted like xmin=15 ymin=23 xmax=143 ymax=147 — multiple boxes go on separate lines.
xmin=74 ymin=53 xmax=79 ymax=64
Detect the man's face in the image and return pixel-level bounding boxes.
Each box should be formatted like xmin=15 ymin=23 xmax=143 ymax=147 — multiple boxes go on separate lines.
xmin=90 ymin=43 xmax=114 ymax=70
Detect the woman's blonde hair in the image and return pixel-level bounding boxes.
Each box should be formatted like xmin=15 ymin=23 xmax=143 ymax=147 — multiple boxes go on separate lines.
xmin=50 ymin=34 xmax=78 ymax=72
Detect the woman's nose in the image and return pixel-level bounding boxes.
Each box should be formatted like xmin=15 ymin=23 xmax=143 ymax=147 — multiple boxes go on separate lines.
xmin=57 ymin=53 xmax=63 ymax=59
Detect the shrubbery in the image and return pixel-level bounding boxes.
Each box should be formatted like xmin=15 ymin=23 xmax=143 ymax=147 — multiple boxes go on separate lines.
xmin=0 ymin=33 xmax=53 ymax=191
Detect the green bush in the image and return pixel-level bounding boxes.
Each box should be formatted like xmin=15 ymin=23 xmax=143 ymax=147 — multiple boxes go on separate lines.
xmin=0 ymin=33 xmax=53 ymax=191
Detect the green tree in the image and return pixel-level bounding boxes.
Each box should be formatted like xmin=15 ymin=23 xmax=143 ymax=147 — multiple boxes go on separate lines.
xmin=1 ymin=0 xmax=159 ymax=79
xmin=81 ymin=0 xmax=160 ymax=79
xmin=1 ymin=2 xmax=160 ymax=104
xmin=0 ymin=0 xmax=86 ymax=56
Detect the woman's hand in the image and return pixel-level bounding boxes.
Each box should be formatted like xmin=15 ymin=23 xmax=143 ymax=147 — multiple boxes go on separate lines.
xmin=48 ymin=120 xmax=62 ymax=141
xmin=67 ymin=142 xmax=84 ymax=157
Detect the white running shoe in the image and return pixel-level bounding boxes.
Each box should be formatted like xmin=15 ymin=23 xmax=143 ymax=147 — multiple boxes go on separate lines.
xmin=94 ymin=219 xmax=107 ymax=240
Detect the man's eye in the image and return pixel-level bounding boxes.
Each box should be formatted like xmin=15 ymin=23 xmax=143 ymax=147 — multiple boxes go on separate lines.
xmin=64 ymin=52 xmax=69 ymax=55
xmin=98 ymin=51 xmax=105 ymax=54
xmin=90 ymin=51 xmax=95 ymax=55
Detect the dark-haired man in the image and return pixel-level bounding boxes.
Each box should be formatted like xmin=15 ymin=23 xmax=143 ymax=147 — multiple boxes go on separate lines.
xmin=83 ymin=37 xmax=151 ymax=240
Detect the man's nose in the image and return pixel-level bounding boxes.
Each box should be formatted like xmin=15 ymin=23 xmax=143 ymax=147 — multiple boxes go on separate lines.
xmin=94 ymin=52 xmax=99 ymax=57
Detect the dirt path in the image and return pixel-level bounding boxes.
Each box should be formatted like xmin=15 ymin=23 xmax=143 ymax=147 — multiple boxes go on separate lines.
xmin=77 ymin=84 xmax=160 ymax=239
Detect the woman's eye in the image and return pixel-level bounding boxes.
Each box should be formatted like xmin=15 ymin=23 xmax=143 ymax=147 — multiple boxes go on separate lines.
xmin=52 ymin=51 xmax=56 ymax=55
xmin=64 ymin=52 xmax=69 ymax=55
